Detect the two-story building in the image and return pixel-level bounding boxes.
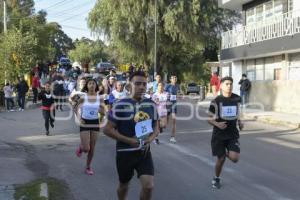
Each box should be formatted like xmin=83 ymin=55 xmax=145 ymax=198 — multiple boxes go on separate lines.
xmin=218 ymin=0 xmax=300 ymax=113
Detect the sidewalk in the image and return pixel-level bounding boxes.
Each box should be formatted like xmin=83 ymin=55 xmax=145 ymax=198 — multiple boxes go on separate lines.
xmin=197 ymin=97 xmax=300 ymax=129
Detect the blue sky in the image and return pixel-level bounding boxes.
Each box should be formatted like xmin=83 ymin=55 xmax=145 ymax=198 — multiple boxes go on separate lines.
xmin=34 ymin=0 xmax=97 ymax=40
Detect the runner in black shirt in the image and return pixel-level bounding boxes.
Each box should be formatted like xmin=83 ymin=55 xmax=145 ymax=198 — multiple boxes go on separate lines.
xmin=104 ymin=71 xmax=159 ymax=200
xmin=38 ymin=81 xmax=55 ymax=136
xmin=208 ymin=76 xmax=244 ymax=189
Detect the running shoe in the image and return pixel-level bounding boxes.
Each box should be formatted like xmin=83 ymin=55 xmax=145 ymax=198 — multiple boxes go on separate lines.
xmin=85 ymin=168 xmax=94 ymax=175
xmin=212 ymin=177 xmax=221 ymax=189
xmin=76 ymin=146 xmax=82 ymax=157
xmin=170 ymin=137 xmax=177 ymax=143
xmin=46 ymin=131 xmax=50 ymax=136
xmin=154 ymin=138 xmax=160 ymax=145
xmin=50 ymin=121 xmax=54 ymax=128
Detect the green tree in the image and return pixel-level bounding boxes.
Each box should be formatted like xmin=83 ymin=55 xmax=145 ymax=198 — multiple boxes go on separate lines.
xmin=69 ymin=38 xmax=108 ymax=67
xmin=88 ymin=0 xmax=239 ymax=83
xmin=0 ymin=28 xmax=37 ymax=83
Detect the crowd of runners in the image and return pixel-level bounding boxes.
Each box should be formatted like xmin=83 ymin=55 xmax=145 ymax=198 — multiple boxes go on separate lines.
xmin=3 ymin=64 xmax=243 ymax=200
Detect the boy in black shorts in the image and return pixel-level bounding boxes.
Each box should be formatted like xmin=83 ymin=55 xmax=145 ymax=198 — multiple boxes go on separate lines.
xmin=207 ymin=76 xmax=244 ymax=189
xmin=104 ymin=71 xmax=159 ymax=200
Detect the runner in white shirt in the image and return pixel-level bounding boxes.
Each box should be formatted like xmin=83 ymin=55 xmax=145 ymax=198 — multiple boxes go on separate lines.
xmin=111 ymin=81 xmax=127 ymax=101
xmin=151 ymin=82 xmax=168 ymax=144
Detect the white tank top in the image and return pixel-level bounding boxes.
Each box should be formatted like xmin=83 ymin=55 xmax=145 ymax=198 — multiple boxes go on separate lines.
xmin=81 ymin=94 xmax=100 ymax=120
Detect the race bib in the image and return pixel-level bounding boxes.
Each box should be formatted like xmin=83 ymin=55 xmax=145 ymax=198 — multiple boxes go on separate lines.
xmin=159 ymin=95 xmax=167 ymax=102
xmin=170 ymin=95 xmax=177 ymax=101
xmin=144 ymin=94 xmax=151 ymax=99
xmin=221 ymin=106 xmax=237 ymax=117
xmin=82 ymin=107 xmax=98 ymax=119
xmin=135 ymin=119 xmax=153 ymax=138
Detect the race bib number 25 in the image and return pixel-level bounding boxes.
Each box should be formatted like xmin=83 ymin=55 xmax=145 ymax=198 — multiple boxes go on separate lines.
xmin=135 ymin=119 xmax=153 ymax=138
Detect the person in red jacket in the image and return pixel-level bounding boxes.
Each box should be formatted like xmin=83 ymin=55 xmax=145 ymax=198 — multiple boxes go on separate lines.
xmin=210 ymin=72 xmax=220 ymax=97
xmin=32 ymin=73 xmax=40 ymax=104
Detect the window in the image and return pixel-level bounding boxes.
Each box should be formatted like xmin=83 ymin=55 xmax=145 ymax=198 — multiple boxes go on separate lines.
xmin=274 ymin=68 xmax=282 ymax=80
xmin=246 ymin=8 xmax=255 ymax=25
xmin=289 ymin=53 xmax=300 ymax=80
xmin=274 ymin=0 xmax=283 ymax=15
xmin=265 ymin=57 xmax=275 ymax=80
xmin=256 ymin=5 xmax=264 ymax=22
xmin=265 ymin=2 xmax=274 ymax=19
xmin=246 ymin=60 xmax=255 ymax=81
xmin=256 ymin=59 xmax=264 ymax=80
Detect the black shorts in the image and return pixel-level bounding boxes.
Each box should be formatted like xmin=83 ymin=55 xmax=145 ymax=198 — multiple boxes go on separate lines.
xmin=211 ymin=138 xmax=240 ymax=158
xmin=80 ymin=119 xmax=99 ymax=132
xmin=116 ymin=150 xmax=154 ymax=184
xmin=167 ymin=102 xmax=177 ymax=115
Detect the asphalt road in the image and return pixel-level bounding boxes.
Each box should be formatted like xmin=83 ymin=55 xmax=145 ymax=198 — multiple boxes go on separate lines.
xmin=1 ymin=101 xmax=300 ymax=200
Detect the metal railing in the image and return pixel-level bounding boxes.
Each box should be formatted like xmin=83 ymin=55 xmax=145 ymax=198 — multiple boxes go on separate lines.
xmin=221 ymin=10 xmax=300 ymax=49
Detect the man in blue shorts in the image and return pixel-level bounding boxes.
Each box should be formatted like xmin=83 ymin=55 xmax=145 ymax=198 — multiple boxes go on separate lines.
xmin=165 ymin=75 xmax=180 ymax=143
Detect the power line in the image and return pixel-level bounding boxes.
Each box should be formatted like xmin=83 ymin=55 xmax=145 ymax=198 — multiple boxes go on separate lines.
xmin=43 ymin=0 xmax=74 ymax=10
xmin=60 ymin=24 xmax=90 ymax=31
xmin=48 ymin=1 xmax=94 ymax=17
xmin=58 ymin=8 xmax=91 ymax=23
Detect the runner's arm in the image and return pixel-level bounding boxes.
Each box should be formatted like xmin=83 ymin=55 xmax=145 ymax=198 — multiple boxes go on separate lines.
xmin=103 ymin=121 xmax=139 ymax=147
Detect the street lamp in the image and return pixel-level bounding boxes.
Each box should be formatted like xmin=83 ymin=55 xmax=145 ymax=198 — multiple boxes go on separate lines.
xmin=154 ymin=0 xmax=157 ymax=78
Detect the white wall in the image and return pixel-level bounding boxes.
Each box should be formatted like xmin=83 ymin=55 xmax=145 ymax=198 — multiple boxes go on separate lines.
xmin=231 ymin=61 xmax=243 ymax=95
xmin=293 ymin=0 xmax=300 ymax=11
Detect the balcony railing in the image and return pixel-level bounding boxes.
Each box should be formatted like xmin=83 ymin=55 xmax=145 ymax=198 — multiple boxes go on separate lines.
xmin=221 ymin=10 xmax=300 ymax=49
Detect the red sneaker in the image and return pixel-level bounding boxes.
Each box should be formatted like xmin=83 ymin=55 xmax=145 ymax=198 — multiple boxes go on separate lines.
xmin=85 ymin=168 xmax=94 ymax=175
xmin=76 ymin=146 xmax=82 ymax=157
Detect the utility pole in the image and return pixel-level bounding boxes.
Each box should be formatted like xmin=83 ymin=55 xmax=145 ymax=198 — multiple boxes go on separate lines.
xmin=3 ymin=0 xmax=7 ymax=84
xmin=154 ymin=0 xmax=157 ymax=78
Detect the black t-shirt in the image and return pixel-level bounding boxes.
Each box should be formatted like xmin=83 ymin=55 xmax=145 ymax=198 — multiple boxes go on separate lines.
xmin=108 ymin=98 xmax=158 ymax=150
xmin=208 ymin=93 xmax=241 ymax=140
xmin=38 ymin=91 xmax=54 ymax=107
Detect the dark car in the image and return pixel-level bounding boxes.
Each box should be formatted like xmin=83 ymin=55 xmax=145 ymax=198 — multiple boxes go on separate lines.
xmin=96 ymin=62 xmax=116 ymax=73
xmin=186 ymin=83 xmax=200 ymax=95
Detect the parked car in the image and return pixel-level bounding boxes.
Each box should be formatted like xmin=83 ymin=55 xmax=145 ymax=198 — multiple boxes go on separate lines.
xmin=186 ymin=82 xmax=200 ymax=95
xmin=96 ymin=62 xmax=116 ymax=73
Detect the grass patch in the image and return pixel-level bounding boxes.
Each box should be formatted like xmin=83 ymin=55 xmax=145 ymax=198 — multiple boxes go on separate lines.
xmin=15 ymin=177 xmax=70 ymax=200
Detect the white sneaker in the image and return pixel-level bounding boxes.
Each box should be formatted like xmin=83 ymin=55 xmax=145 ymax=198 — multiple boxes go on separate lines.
xmin=21 ymin=109 xmax=24 ymax=111
xmin=170 ymin=137 xmax=177 ymax=143
xmin=19 ymin=108 xmax=22 ymax=111
xmin=10 ymin=109 xmax=15 ymax=112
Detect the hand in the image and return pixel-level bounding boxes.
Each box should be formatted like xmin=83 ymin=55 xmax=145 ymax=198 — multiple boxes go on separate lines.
xmin=238 ymin=121 xmax=244 ymax=131
xmin=216 ymin=121 xmax=227 ymax=130
xmin=80 ymin=119 xmax=85 ymax=125
xmin=128 ymin=138 xmax=140 ymax=148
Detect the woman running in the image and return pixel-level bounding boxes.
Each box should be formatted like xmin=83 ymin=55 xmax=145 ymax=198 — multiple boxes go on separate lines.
xmin=75 ymin=78 xmax=105 ymax=175
xmin=38 ymin=81 xmax=55 ymax=136
xmin=152 ymin=82 xmax=169 ymax=144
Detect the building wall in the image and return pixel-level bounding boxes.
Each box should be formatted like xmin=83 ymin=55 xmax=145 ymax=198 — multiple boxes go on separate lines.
xmin=232 ymin=61 xmax=243 ymax=95
xmin=249 ymin=80 xmax=300 ymax=113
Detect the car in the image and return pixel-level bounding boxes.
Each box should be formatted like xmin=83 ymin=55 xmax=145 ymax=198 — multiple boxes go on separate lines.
xmin=96 ymin=62 xmax=116 ymax=73
xmin=186 ymin=82 xmax=200 ymax=95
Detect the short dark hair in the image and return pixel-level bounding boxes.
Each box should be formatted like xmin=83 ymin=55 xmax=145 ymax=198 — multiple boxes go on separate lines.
xmin=45 ymin=81 xmax=51 ymax=85
xmin=129 ymin=71 xmax=147 ymax=81
xmin=242 ymin=74 xmax=247 ymax=78
xmin=221 ymin=76 xmax=233 ymax=83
